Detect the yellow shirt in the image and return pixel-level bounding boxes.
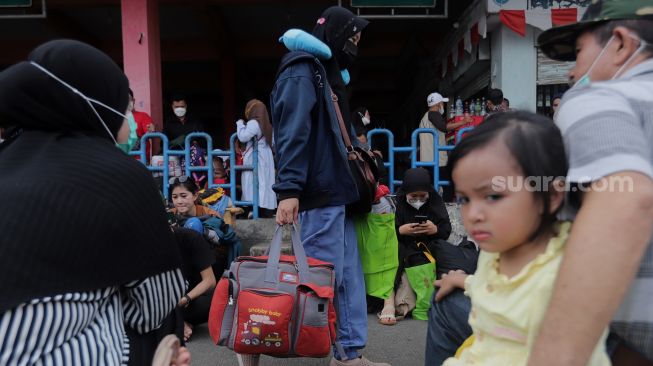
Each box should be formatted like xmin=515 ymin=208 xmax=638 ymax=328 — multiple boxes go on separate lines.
xmin=443 ymin=222 xmax=610 ymax=366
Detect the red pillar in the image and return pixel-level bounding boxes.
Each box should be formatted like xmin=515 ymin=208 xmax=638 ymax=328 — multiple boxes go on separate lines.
xmin=120 ymin=0 xmax=163 ymax=135
xmin=221 ymin=56 xmax=236 ymax=147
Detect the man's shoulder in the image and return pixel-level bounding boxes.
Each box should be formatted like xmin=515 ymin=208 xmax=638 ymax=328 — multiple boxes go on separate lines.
xmin=564 ymin=73 xmax=653 ymax=105
xmin=557 ymin=81 xmax=645 ymax=132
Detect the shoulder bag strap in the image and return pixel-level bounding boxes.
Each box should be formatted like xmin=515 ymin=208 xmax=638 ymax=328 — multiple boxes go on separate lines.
xmin=328 ymin=86 xmax=355 ymax=155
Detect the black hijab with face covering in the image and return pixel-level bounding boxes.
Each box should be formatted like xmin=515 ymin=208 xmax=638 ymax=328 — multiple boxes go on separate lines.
xmin=312 ymin=6 xmax=368 ymax=131
xmin=0 ymin=40 xmax=181 ymax=313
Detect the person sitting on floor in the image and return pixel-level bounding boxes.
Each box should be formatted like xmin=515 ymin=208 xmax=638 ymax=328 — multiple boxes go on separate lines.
xmin=171 ymin=226 xmax=217 ymax=343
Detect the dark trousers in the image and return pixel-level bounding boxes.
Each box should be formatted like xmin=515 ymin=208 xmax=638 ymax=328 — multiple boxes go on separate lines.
xmin=127 ymin=307 xmax=184 ymax=365
xmin=182 ymin=289 xmax=214 ymax=326
xmin=424 ymin=289 xmax=473 ymax=366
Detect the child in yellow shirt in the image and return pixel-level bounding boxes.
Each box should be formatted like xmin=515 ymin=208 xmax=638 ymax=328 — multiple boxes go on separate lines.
xmin=436 ymin=111 xmax=610 ymax=366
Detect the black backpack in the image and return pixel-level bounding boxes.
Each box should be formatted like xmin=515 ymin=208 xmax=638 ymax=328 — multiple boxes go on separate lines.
xmin=431 ymin=238 xmax=479 ymax=278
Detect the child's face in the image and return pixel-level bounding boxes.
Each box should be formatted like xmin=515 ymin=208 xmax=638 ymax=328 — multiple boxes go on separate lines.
xmin=452 ymin=140 xmax=543 ymax=254
xmin=171 ymin=186 xmax=198 ymax=216
xmin=213 ymin=159 xmax=226 ymax=176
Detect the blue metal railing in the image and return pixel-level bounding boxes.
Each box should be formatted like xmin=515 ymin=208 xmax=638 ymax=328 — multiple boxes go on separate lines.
xmin=368 ymin=126 xmax=475 ymax=193
xmin=129 ymin=132 xmax=259 ymax=219
xmin=128 ymin=126 xmax=475 ymax=219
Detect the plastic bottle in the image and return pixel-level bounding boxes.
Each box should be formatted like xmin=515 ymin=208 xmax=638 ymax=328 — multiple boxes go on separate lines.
xmin=455 ymin=96 xmax=463 ymax=117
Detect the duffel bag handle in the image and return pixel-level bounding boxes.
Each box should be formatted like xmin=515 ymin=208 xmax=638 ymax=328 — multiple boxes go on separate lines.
xmin=264 ymin=224 xmax=310 ymax=284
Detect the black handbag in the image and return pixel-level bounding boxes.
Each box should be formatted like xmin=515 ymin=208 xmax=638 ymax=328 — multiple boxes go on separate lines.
xmin=329 ymin=89 xmax=379 ymax=215
xmin=431 ymin=238 xmax=479 ymax=278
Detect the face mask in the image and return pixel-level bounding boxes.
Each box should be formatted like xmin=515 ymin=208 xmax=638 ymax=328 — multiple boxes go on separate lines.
xmin=362 ymin=116 xmax=371 ymax=126
xmin=174 ymin=107 xmax=187 ymax=117
xmin=571 ymin=36 xmax=614 ymax=88
xmin=29 ymin=61 xmax=127 ymax=148
xmin=572 ymin=35 xmax=648 ymax=89
xmin=338 ymin=40 xmax=358 ymax=69
xmin=407 ymin=195 xmax=428 ymax=210
xmin=116 ymin=112 xmax=139 ymax=154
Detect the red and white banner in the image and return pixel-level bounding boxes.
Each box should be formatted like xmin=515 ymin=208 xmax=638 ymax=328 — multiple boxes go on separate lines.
xmin=499 ymin=7 xmax=586 ymax=36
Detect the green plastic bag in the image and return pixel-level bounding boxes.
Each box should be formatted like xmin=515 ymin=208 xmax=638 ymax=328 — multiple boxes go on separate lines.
xmin=405 ymin=253 xmax=436 ymax=321
xmin=355 ymin=213 xmax=399 ymax=300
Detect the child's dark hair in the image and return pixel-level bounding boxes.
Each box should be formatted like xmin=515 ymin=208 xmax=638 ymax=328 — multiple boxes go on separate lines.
xmin=448 ymin=111 xmax=568 ymax=240
xmin=168 ymin=176 xmax=199 ymax=200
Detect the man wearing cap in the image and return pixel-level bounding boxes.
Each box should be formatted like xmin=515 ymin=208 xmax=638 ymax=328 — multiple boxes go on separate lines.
xmin=531 ymin=1 xmax=653 ymax=364
xmin=419 ymin=92 xmax=455 ymax=201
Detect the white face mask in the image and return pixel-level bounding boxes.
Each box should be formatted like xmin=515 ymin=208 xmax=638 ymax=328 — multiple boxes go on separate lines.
xmin=362 ymin=116 xmax=371 ymax=126
xmin=408 ymin=200 xmax=426 ymax=210
xmin=407 ymin=195 xmax=428 ymax=210
xmin=29 ymin=61 xmax=126 ymax=146
xmin=174 ymin=107 xmax=187 ymax=117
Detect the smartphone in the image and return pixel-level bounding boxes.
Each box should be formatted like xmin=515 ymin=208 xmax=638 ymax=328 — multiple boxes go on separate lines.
xmin=414 ymin=215 xmax=428 ymax=224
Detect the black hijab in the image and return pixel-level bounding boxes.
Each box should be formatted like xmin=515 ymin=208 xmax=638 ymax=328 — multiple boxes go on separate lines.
xmin=395 ymin=168 xmax=452 ymax=242
xmin=0 ymin=40 xmax=181 ymax=313
xmin=312 ymin=6 xmax=368 ymax=131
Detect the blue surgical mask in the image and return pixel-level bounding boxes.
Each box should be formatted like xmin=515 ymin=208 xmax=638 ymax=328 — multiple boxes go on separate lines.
xmin=116 ymin=112 xmax=138 ymax=154
xmin=29 ymin=61 xmax=129 ymax=150
xmin=571 ymin=36 xmax=615 ymax=89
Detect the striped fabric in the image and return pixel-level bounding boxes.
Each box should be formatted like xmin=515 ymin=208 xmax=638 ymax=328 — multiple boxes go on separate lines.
xmin=556 ymin=59 xmax=653 ymax=360
xmin=0 ymin=269 xmax=185 ymax=366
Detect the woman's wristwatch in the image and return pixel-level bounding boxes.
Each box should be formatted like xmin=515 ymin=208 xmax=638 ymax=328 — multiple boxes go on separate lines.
xmin=183 ymin=294 xmax=192 ymax=307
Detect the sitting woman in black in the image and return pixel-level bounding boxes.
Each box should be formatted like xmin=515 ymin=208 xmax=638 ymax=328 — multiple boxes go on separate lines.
xmin=173 ymin=227 xmax=217 ymax=342
xmin=395 ymin=168 xmax=451 ymax=245
xmin=394 ymin=168 xmax=451 ymax=319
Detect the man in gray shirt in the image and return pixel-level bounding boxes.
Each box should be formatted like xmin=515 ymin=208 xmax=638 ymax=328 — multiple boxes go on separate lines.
xmin=531 ymin=0 xmax=653 ymax=364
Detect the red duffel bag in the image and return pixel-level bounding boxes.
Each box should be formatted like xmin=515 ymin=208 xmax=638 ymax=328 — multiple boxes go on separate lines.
xmin=208 ymin=225 xmax=337 ymax=358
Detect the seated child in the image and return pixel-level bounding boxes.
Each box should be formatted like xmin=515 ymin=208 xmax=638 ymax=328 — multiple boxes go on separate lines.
xmin=438 ymin=112 xmax=610 ymax=365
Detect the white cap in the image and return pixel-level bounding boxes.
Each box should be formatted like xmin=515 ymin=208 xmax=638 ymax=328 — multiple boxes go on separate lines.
xmin=427 ymin=92 xmax=449 ymax=107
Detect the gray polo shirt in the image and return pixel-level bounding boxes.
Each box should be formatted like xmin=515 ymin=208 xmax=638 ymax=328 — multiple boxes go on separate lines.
xmin=556 ymin=58 xmax=653 ymax=359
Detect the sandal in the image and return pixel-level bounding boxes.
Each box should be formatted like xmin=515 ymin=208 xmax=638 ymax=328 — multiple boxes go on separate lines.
xmin=377 ymin=311 xmax=397 ymax=326
xmin=183 ymin=322 xmax=193 ymax=342
xmin=152 ymin=335 xmax=180 ymax=366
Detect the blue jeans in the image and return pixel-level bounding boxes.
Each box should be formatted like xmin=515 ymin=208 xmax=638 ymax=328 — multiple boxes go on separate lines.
xmin=425 ymin=289 xmax=472 ymax=366
xmin=300 ymin=206 xmax=367 ymax=360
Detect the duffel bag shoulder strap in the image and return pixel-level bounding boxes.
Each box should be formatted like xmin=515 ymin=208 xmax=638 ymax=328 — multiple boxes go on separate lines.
xmin=264 ymin=224 xmax=310 ymax=285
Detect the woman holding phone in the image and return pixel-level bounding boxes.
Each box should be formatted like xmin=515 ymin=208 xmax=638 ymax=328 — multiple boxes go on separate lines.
xmin=392 ymin=168 xmax=452 ymax=321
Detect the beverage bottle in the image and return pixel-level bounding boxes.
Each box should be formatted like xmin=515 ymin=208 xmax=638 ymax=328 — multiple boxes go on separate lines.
xmin=455 ymin=96 xmax=463 ymax=116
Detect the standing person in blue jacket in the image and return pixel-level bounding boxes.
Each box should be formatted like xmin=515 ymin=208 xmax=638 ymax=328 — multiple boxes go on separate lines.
xmin=250 ymin=6 xmax=389 ymax=366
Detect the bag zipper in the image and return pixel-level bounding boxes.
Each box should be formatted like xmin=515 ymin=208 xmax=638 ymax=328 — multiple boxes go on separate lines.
xmin=236 ymin=256 xmax=334 ymax=270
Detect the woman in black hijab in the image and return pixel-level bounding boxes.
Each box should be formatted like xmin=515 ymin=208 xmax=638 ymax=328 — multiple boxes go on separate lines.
xmin=312 ymin=6 xmax=368 ymax=136
xmin=0 ymin=40 xmax=186 ymax=365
